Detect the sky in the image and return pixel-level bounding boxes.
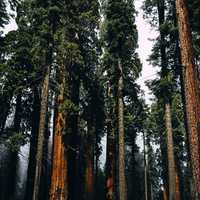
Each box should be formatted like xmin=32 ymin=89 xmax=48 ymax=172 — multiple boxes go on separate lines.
xmin=4 ymin=0 xmax=159 ymax=167
xmin=135 ymin=0 xmax=159 ymax=105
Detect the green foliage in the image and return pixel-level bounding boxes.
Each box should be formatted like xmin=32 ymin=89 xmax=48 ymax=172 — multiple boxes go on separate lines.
xmin=60 ymin=99 xmax=79 ymax=114
xmin=0 ymin=1 xmax=9 ymax=28
xmin=5 ymin=132 xmax=27 ymax=152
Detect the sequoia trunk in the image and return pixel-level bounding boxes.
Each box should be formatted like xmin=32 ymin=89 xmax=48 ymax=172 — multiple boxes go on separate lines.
xmin=50 ymin=65 xmax=68 ymax=200
xmin=85 ymin=137 xmax=94 ymax=200
xmin=118 ymin=59 xmax=127 ymax=200
xmin=176 ymin=0 xmax=200 ymax=197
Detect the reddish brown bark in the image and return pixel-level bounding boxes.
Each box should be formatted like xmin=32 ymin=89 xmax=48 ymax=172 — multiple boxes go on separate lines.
xmin=50 ymin=66 xmax=68 ymax=200
xmin=176 ymin=0 xmax=200 ymax=197
xmin=85 ymin=142 xmax=94 ymax=200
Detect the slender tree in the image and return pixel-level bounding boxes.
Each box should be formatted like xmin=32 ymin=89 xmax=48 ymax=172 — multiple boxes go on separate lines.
xmin=31 ymin=1 xmax=53 ymax=199
xmin=103 ymin=1 xmax=140 ymax=200
xmin=157 ymin=1 xmax=177 ymax=199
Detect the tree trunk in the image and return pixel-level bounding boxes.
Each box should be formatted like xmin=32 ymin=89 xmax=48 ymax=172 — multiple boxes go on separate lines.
xmin=156 ymin=0 xmax=180 ymax=199
xmin=165 ymin=103 xmax=176 ymax=200
xmin=118 ymin=59 xmax=127 ymax=200
xmin=176 ymin=0 xmax=200 ymax=198
xmin=106 ymin=83 xmax=116 ymax=200
xmin=50 ymin=65 xmax=68 ymax=200
xmin=85 ymin=135 xmax=94 ymax=200
xmin=40 ymin=112 xmax=51 ymax=200
xmin=32 ymin=66 xmax=50 ymax=200
xmin=24 ymin=88 xmax=40 ymax=200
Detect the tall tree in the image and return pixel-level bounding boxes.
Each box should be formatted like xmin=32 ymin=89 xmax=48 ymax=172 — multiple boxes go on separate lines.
xmin=176 ymin=0 xmax=200 ymax=198
xmin=50 ymin=64 xmax=69 ymax=200
xmin=30 ymin=0 xmax=53 ymax=199
xmin=158 ymin=2 xmax=177 ymax=196
xmin=103 ymin=1 xmax=141 ymax=200
xmin=105 ymin=82 xmax=116 ymax=200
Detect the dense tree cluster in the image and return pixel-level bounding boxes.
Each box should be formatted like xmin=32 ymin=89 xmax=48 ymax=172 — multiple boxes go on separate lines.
xmin=0 ymin=0 xmax=199 ymax=200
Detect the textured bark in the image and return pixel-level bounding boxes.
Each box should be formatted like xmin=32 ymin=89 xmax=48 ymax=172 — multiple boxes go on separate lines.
xmin=165 ymin=103 xmax=176 ymax=200
xmin=118 ymin=59 xmax=127 ymax=200
xmin=50 ymin=65 xmax=68 ymax=200
xmin=176 ymin=0 xmax=200 ymax=197
xmin=32 ymin=66 xmax=50 ymax=200
xmin=156 ymin=1 xmax=179 ymax=199
xmin=106 ymin=93 xmax=116 ymax=200
xmin=85 ymin=138 xmax=94 ymax=200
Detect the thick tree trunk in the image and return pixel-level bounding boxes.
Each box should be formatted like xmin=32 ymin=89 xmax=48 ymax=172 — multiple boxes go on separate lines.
xmin=50 ymin=65 xmax=68 ymax=200
xmin=106 ymin=84 xmax=116 ymax=200
xmin=176 ymin=0 xmax=200 ymax=198
xmin=118 ymin=59 xmax=127 ymax=200
xmin=32 ymin=66 xmax=50 ymax=200
xmin=165 ymin=103 xmax=176 ymax=200
xmin=85 ymin=136 xmax=94 ymax=200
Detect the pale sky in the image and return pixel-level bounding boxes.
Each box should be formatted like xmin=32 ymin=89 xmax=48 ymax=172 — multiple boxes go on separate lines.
xmin=135 ymin=0 xmax=159 ymax=105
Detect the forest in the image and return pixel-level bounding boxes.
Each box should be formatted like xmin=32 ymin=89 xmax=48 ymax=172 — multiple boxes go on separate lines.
xmin=0 ymin=0 xmax=200 ymax=200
